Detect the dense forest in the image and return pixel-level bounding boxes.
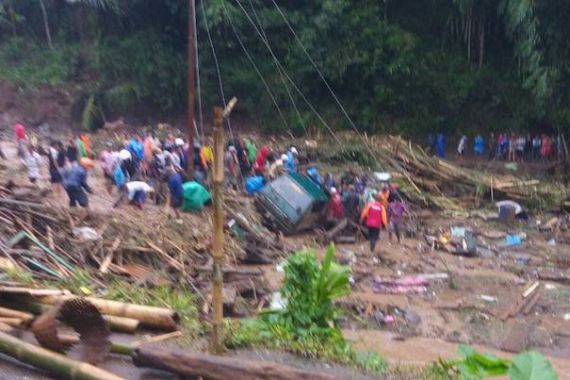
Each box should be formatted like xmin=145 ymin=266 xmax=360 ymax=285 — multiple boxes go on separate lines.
xmin=0 ymin=0 xmax=569 ymax=137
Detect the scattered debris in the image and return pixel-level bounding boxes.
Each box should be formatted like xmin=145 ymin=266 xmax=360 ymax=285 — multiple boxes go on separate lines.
xmin=372 ymin=276 xmax=428 ymax=294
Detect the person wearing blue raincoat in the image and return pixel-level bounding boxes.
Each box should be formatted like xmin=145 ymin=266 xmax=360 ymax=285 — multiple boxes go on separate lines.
xmin=436 ymin=132 xmax=446 ymax=158
xmin=474 ymin=134 xmax=485 ymax=156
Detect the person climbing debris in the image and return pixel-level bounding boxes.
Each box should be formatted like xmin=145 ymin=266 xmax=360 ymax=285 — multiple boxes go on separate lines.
xmin=115 ymin=181 xmax=154 ymax=209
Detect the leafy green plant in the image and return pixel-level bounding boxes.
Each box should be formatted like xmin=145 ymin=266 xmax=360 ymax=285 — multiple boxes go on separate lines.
xmin=225 ymin=244 xmax=386 ymax=373
xmin=264 ymin=244 xmax=351 ymax=338
xmin=508 ymin=351 xmax=558 ymax=380
xmin=436 ymin=345 xmax=558 ymax=380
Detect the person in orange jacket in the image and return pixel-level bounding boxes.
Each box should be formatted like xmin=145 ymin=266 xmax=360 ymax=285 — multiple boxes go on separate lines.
xmin=360 ymin=194 xmax=388 ymax=254
xmin=80 ymin=134 xmax=91 ymax=156
xmin=378 ymin=186 xmax=390 ymax=209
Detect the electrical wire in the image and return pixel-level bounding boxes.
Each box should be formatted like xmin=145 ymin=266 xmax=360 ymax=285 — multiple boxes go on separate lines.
xmin=200 ymin=0 xmax=234 ymax=137
xmin=269 ymin=0 xmax=366 ymax=141
xmin=246 ymin=0 xmax=306 ymax=133
xmin=231 ymin=0 xmax=341 ymax=144
xmin=219 ymin=1 xmax=290 ymax=134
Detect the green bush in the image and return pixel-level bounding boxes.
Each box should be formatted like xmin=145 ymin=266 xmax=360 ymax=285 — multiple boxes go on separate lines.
xmin=0 ymin=38 xmax=80 ymax=86
xmin=225 ymin=244 xmax=387 ymax=373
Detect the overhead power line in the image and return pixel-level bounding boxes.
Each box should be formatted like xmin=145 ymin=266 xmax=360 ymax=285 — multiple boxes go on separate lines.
xmin=230 ymin=0 xmax=340 ymax=143
xmin=219 ymin=1 xmax=290 ymax=134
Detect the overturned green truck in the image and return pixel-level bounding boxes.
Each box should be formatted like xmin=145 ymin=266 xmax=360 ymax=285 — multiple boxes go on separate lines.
xmin=254 ymin=173 xmax=329 ymax=235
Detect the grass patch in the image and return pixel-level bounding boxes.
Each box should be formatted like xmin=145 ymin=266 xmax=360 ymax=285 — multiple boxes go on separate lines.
xmin=225 ymin=318 xmax=388 ymax=373
xmin=103 ymin=279 xmax=202 ymax=339
xmin=6 ymin=269 xmax=203 ymax=341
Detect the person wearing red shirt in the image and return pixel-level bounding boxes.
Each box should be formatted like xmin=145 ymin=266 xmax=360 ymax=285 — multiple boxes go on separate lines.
xmin=360 ymin=195 xmax=388 ymax=255
xmin=14 ymin=123 xmax=27 ymax=158
xmin=326 ymin=187 xmax=344 ymax=222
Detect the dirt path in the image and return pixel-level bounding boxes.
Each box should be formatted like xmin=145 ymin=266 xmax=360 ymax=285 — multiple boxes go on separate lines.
xmin=346 ymin=330 xmax=570 ymax=379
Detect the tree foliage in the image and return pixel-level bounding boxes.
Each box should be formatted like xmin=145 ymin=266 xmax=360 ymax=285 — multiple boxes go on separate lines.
xmin=0 ymin=0 xmax=569 ymax=135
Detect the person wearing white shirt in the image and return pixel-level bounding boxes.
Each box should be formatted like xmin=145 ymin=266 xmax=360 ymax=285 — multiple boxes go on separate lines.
xmin=25 ymin=145 xmax=43 ymax=184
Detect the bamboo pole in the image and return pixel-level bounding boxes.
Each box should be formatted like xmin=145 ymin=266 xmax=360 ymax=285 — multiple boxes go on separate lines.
xmin=0 ymin=331 xmax=125 ymax=380
xmin=210 ymin=97 xmax=237 ymax=353
xmin=38 ymin=296 xmax=178 ymax=331
xmin=211 ymin=105 xmax=225 ymax=353
xmin=58 ymin=334 xmax=134 ymax=356
xmin=0 ymin=306 xmax=34 ymax=321
xmin=0 ymin=299 xmax=141 ymax=333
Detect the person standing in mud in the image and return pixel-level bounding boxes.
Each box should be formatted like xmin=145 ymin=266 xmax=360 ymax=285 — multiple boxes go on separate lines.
xmin=360 ymin=194 xmax=387 ymax=256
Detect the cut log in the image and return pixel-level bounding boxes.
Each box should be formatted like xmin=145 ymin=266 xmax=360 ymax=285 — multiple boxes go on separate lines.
xmin=0 ymin=331 xmax=125 ymax=380
xmin=132 ymin=347 xmax=337 ymax=380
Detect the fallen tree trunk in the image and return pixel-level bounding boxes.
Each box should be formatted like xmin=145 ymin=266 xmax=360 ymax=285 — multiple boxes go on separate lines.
xmin=0 ymin=331 xmax=125 ymax=380
xmin=132 ymin=347 xmax=337 ymax=380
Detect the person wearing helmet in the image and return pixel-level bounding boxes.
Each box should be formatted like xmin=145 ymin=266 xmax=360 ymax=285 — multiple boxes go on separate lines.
xmin=62 ymin=157 xmax=94 ymax=208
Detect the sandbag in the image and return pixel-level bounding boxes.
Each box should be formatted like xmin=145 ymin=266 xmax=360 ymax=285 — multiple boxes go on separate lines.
xmin=182 ymin=181 xmax=211 ymax=212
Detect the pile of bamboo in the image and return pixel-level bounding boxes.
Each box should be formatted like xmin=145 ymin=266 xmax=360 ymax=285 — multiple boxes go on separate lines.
xmin=308 ymin=133 xmax=568 ymax=210
xmin=0 ymin=284 xmax=335 ymax=380
xmin=0 ymin=185 xmax=283 ymax=284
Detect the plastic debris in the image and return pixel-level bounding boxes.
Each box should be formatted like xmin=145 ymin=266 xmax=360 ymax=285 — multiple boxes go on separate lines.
xmin=478 ymin=295 xmax=498 ymax=303
xmin=73 ymin=227 xmax=99 ymax=241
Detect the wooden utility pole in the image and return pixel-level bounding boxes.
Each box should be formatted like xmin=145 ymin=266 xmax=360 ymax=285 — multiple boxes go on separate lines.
xmin=187 ymin=0 xmax=197 ymax=177
xmin=210 ymin=97 xmax=237 ymax=353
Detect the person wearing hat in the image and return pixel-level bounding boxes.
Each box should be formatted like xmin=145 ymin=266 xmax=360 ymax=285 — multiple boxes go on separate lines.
xmin=62 ymin=157 xmax=94 ymax=208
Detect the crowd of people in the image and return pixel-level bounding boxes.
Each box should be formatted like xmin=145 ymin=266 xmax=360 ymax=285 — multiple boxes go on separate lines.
xmin=9 ymin=122 xmax=411 ymax=255
xmin=428 ymin=132 xmax=565 ymax=162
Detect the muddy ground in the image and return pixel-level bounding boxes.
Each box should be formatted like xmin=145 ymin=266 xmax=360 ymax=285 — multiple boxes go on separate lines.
xmin=2 ymin=130 xmax=570 ymax=379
